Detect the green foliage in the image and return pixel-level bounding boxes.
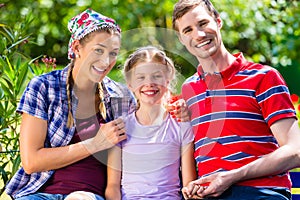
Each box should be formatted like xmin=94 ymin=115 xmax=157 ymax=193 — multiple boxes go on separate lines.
xmin=0 ymin=0 xmax=299 ymax=94
xmin=218 ymin=0 xmax=300 ymax=64
xmin=0 ymin=23 xmax=26 ymax=196
xmin=0 ymin=16 xmax=57 ymax=196
xmin=214 ymin=0 xmax=300 ymax=94
xmin=291 ymin=94 xmax=300 ymax=126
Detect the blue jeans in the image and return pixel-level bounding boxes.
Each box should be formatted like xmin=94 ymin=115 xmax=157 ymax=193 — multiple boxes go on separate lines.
xmin=15 ymin=192 xmax=105 ymax=200
xmin=201 ymin=185 xmax=291 ymax=200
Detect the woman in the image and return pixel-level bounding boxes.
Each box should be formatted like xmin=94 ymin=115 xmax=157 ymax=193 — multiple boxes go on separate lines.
xmin=5 ymin=8 xmax=136 ymax=200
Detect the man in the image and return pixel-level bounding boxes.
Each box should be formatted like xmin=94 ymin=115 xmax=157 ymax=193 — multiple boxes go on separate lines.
xmin=172 ymin=0 xmax=300 ymax=199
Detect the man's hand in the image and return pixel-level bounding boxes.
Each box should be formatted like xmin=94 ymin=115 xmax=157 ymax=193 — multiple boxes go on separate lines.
xmin=166 ymin=95 xmax=190 ymax=122
xmin=182 ymin=170 xmax=239 ymax=199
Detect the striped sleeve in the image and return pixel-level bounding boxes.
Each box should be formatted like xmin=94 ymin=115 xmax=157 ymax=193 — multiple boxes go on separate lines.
xmin=256 ymin=67 xmax=296 ymax=126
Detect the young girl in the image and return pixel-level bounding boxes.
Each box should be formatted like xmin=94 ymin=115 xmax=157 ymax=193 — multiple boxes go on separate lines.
xmin=105 ymin=46 xmax=196 ymax=200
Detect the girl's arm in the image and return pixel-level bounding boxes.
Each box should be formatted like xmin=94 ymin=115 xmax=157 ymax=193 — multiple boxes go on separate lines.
xmin=181 ymin=142 xmax=197 ymax=187
xmin=105 ymin=146 xmax=122 ymax=200
xmin=20 ymin=113 xmax=126 ymax=174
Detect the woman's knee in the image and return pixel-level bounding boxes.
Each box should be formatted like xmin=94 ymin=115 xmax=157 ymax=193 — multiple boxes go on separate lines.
xmin=65 ymin=191 xmax=104 ymax=200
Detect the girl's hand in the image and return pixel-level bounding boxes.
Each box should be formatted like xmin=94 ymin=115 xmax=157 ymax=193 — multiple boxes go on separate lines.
xmin=182 ymin=183 xmax=206 ymax=199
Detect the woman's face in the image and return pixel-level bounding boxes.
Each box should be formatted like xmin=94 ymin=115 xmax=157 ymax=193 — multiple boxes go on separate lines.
xmin=73 ymin=31 xmax=121 ymax=84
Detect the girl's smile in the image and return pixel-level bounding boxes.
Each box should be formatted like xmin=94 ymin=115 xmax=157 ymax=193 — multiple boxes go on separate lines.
xmin=128 ymin=62 xmax=169 ymax=106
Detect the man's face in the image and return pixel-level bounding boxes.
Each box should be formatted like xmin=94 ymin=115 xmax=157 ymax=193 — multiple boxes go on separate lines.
xmin=176 ymin=5 xmax=222 ymax=60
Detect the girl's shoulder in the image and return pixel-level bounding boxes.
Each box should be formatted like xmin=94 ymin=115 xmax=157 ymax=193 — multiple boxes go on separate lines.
xmin=168 ymin=115 xmax=192 ymax=128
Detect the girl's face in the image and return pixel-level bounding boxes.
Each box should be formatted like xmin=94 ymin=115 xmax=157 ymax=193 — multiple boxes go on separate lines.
xmin=73 ymin=31 xmax=120 ymax=83
xmin=128 ymin=62 xmax=169 ymax=106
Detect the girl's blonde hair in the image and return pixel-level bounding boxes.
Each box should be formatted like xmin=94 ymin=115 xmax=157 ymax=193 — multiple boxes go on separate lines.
xmin=124 ymin=46 xmax=176 ymax=86
xmin=123 ymin=46 xmax=177 ymax=108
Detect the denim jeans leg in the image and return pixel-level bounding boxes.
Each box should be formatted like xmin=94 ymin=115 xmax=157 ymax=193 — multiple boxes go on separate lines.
xmin=15 ymin=193 xmax=65 ymax=200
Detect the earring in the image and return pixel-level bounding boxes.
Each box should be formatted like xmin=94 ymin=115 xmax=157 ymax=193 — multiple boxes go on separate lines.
xmin=75 ymin=54 xmax=79 ymax=58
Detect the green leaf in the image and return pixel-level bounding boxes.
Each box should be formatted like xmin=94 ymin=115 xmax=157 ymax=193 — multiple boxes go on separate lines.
xmin=15 ymin=56 xmax=21 ymax=72
xmin=15 ymin=62 xmax=29 ymax=95
xmin=7 ymin=35 xmax=31 ymax=51
xmin=3 ymin=56 xmax=14 ymax=80
xmin=1 ymin=26 xmax=14 ymax=43
xmin=11 ymin=154 xmax=21 ymax=175
xmin=0 ymin=86 xmax=4 ymax=100
xmin=0 ymin=80 xmax=14 ymax=100
xmin=0 ymin=163 xmax=8 ymax=183
xmin=0 ymin=57 xmax=7 ymax=72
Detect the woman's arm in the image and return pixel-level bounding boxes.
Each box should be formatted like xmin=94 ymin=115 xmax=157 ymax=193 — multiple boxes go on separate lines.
xmin=20 ymin=113 xmax=126 ymax=174
xmin=105 ymin=146 xmax=122 ymax=200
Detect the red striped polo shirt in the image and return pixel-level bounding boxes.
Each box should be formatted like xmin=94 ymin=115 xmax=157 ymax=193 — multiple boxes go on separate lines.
xmin=182 ymin=53 xmax=296 ymax=189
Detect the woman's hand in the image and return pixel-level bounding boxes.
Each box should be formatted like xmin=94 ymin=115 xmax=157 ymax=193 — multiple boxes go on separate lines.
xmin=84 ymin=117 xmax=127 ymax=154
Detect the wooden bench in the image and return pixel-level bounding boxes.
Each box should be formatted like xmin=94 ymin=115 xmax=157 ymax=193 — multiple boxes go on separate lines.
xmin=291 ymin=171 xmax=300 ymax=200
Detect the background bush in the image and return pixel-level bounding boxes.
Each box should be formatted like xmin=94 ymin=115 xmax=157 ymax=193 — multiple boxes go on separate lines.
xmin=0 ymin=0 xmax=299 ymax=93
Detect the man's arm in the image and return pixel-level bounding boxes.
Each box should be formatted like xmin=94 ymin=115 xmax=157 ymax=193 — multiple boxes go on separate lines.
xmin=183 ymin=117 xmax=300 ymax=198
xmin=237 ymin=118 xmax=300 ymax=178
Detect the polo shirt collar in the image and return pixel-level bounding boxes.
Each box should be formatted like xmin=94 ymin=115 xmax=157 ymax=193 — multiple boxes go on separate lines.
xmin=197 ymin=52 xmax=246 ymax=80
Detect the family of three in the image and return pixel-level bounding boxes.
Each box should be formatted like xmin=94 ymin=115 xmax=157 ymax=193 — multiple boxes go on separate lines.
xmin=5 ymin=0 xmax=300 ymax=199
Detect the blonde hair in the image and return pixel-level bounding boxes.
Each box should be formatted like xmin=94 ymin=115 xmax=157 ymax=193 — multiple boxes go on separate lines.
xmin=123 ymin=46 xmax=177 ymax=108
xmin=66 ymin=28 xmax=119 ymax=128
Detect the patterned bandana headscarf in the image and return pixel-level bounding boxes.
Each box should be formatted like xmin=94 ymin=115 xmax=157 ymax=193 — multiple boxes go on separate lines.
xmin=67 ymin=8 xmax=121 ymax=59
